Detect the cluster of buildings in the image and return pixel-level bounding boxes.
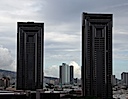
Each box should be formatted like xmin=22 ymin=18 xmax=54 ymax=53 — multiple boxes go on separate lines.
xmin=45 ymin=62 xmax=80 ymax=86
xmin=14 ymin=12 xmax=114 ymax=99
xmin=111 ymin=73 xmax=128 ymax=98
xmin=112 ymin=72 xmax=128 ymax=87
xmin=44 ymin=76 xmax=59 ymax=85
xmin=0 ymin=77 xmax=10 ymax=89
xmin=59 ymin=63 xmax=74 ymax=85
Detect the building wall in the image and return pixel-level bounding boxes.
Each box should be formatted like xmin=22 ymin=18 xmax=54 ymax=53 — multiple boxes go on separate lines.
xmin=82 ymin=13 xmax=113 ymax=98
xmin=61 ymin=63 xmax=70 ymax=84
xmin=17 ymin=22 xmax=44 ymax=90
xmin=0 ymin=79 xmax=4 ymax=87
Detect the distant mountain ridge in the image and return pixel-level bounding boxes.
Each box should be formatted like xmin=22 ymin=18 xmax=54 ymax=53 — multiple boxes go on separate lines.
xmin=0 ymin=69 xmax=16 ymax=79
xmin=0 ymin=69 xmax=16 ymax=74
xmin=0 ymin=69 xmax=58 ymax=79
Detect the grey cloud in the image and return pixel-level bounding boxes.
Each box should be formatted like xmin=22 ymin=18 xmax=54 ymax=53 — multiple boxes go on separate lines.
xmin=103 ymin=2 xmax=128 ymax=13
xmin=114 ymin=53 xmax=128 ymax=61
xmin=114 ymin=33 xmax=128 ymax=50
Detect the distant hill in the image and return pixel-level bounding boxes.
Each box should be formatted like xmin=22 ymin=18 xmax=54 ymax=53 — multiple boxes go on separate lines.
xmin=0 ymin=69 xmax=60 ymax=84
xmin=0 ymin=69 xmax=58 ymax=80
xmin=0 ymin=69 xmax=16 ymax=74
xmin=0 ymin=69 xmax=16 ymax=79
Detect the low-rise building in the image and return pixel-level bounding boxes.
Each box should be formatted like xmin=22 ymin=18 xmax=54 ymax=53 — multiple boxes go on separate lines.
xmin=111 ymin=75 xmax=117 ymax=86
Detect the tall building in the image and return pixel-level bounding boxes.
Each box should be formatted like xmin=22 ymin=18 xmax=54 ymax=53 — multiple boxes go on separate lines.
xmin=59 ymin=65 xmax=62 ymax=84
xmin=82 ymin=13 xmax=113 ymax=98
xmin=70 ymin=65 xmax=74 ymax=84
xmin=17 ymin=22 xmax=44 ymax=90
xmin=121 ymin=72 xmax=128 ymax=86
xmin=59 ymin=63 xmax=74 ymax=84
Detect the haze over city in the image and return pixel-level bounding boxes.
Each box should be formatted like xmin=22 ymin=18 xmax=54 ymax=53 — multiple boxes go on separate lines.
xmin=0 ymin=0 xmax=128 ymax=79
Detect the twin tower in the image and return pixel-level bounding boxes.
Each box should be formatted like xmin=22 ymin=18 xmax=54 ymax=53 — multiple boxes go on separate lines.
xmin=17 ymin=13 xmax=113 ymax=99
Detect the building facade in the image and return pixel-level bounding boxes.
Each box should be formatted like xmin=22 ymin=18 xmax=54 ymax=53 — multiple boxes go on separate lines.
xmin=17 ymin=22 xmax=44 ymax=90
xmin=82 ymin=13 xmax=113 ymax=98
xmin=59 ymin=63 xmax=74 ymax=85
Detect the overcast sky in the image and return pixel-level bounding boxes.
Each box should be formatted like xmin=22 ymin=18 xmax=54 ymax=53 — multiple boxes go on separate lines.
xmin=0 ymin=0 xmax=128 ymax=78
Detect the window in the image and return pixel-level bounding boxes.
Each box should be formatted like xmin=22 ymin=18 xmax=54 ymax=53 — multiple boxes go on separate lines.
xmin=96 ymin=28 xmax=102 ymax=37
xmin=95 ymin=28 xmax=104 ymax=38
xmin=27 ymin=35 xmax=35 ymax=42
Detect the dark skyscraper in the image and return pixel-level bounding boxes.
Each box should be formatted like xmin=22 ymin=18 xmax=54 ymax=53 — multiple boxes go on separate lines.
xmin=59 ymin=65 xmax=62 ymax=84
xmin=17 ymin=22 xmax=44 ymax=90
xmin=82 ymin=13 xmax=113 ymax=98
xmin=70 ymin=65 xmax=74 ymax=84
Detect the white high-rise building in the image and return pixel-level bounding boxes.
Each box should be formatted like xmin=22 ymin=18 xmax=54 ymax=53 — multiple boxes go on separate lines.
xmin=59 ymin=63 xmax=74 ymax=84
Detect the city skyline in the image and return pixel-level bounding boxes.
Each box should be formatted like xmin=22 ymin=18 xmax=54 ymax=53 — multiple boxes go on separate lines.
xmin=0 ymin=0 xmax=128 ymax=78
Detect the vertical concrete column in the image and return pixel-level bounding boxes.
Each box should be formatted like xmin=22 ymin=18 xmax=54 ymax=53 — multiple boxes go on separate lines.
xmin=36 ymin=89 xmax=44 ymax=99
